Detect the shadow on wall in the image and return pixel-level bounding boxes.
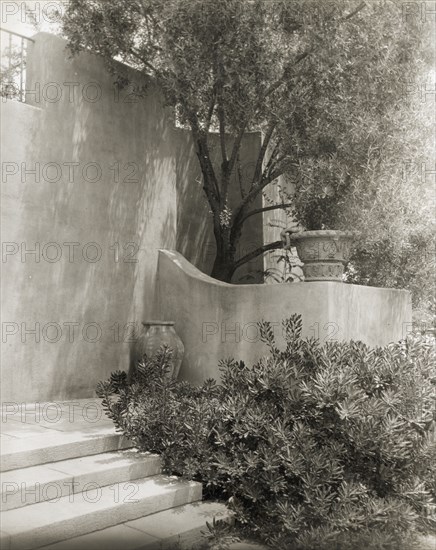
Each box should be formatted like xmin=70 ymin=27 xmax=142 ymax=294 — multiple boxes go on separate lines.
xmin=1 ymin=32 xmax=264 ymax=402
xmin=1 ymin=33 xmax=178 ymax=402
xmin=46 ymin=88 xmax=177 ymax=399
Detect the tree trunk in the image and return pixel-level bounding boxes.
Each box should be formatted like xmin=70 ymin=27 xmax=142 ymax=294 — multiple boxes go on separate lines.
xmin=210 ymin=251 xmax=236 ymax=282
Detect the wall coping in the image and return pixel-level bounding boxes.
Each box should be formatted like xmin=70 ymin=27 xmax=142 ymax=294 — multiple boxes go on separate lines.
xmin=158 ymin=249 xmax=412 ymax=296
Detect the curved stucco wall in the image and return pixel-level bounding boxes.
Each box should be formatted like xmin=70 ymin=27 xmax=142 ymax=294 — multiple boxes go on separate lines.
xmin=157 ymin=250 xmax=412 ymax=384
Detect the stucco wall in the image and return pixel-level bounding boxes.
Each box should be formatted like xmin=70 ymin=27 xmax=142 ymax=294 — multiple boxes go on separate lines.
xmin=2 ymin=32 xmax=412 ymax=404
xmin=1 ymin=33 xmax=261 ymax=402
xmin=158 ymin=250 xmax=412 ymax=384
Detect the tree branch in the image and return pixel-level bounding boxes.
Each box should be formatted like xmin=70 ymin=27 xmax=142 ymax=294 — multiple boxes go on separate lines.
xmin=230 ymin=164 xmax=288 ymax=244
xmin=227 ymin=122 xmax=248 ymax=177
xmin=236 ymin=152 xmax=245 ymax=199
xmin=216 ymin=62 xmax=228 ymax=167
xmin=129 ymin=48 xmax=158 ymax=74
xmin=262 ymin=50 xmax=311 ymax=102
xmin=251 ymin=121 xmax=277 ymax=191
xmin=344 ymin=1 xmax=367 ymax=20
xmin=218 ymin=103 xmax=229 ymax=199
xmin=186 ymin=107 xmax=221 ymax=208
xmin=234 ymin=240 xmax=283 ymax=270
xmin=205 ymin=86 xmax=217 ymax=132
xmin=239 ymin=166 xmax=287 ymax=212
xmin=197 ymin=136 xmax=221 ymax=207
xmin=264 ymin=151 xmax=291 ymax=182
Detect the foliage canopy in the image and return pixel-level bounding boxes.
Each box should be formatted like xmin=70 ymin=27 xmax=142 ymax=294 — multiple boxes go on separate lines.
xmin=62 ymin=0 xmax=433 ymax=290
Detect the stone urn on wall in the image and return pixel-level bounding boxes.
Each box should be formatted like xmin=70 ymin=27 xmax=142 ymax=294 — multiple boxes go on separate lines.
xmin=282 ymin=229 xmax=354 ymax=282
xmin=135 ymin=321 xmax=184 ymax=379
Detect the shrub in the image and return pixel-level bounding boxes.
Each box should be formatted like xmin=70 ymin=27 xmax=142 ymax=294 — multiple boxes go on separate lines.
xmin=96 ymin=316 xmax=436 ymax=549
xmin=96 ymin=347 xmax=221 ymax=486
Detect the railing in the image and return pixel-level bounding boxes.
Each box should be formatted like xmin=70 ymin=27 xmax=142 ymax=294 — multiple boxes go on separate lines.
xmin=0 ymin=28 xmax=35 ymax=102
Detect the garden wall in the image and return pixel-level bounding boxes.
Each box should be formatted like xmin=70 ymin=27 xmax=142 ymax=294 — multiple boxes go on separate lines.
xmin=1 ymin=32 xmax=413 ymax=403
xmin=0 ymin=33 xmax=261 ymax=402
xmin=158 ymin=250 xmax=413 ymax=383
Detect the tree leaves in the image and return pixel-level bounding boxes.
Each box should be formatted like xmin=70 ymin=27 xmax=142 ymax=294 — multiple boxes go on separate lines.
xmin=61 ymin=0 xmax=433 ymax=283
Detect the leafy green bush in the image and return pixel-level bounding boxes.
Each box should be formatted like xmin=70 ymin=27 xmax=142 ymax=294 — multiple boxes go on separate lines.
xmin=96 ymin=316 xmax=436 ymax=549
xmin=96 ymin=347 xmax=221 ymax=485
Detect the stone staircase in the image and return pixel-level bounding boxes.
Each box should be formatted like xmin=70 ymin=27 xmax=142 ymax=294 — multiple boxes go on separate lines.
xmin=0 ymin=400 xmax=230 ymax=550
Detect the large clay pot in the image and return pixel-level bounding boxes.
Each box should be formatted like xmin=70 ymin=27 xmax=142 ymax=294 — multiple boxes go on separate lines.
xmin=135 ymin=321 xmax=184 ymax=379
xmin=290 ymin=230 xmax=354 ymax=282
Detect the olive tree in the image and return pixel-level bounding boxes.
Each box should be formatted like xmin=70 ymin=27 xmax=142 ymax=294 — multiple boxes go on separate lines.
xmin=61 ymin=0 xmax=431 ymax=283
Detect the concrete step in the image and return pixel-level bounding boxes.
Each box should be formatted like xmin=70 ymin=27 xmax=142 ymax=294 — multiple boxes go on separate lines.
xmin=0 ymin=475 xmax=202 ymax=550
xmin=1 ymin=450 xmax=161 ymax=511
xmin=35 ymin=501 xmax=232 ymax=550
xmin=0 ymin=427 xmax=132 ymax=472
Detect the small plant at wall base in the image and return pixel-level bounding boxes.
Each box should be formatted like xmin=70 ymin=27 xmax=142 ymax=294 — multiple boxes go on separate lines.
xmin=61 ymin=0 xmax=432 ymax=283
xmin=96 ymin=316 xmax=436 ymax=550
